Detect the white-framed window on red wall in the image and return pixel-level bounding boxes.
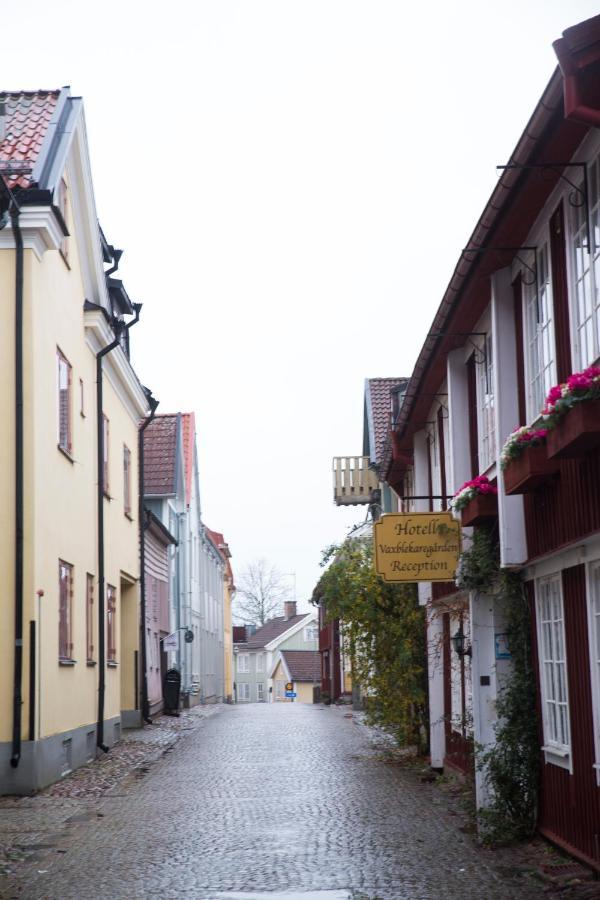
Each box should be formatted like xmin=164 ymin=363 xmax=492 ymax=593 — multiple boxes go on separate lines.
xmin=107 ymin=584 xmax=117 ymax=663
xmin=86 ymin=573 xmax=94 ymax=663
xmin=123 ymin=445 xmax=132 ymax=517
xmin=58 ymin=560 xmax=74 ymax=660
xmin=586 ymin=560 xmax=600 ymax=785
xmin=57 ymin=349 xmax=72 ymax=454
xmin=476 ymin=333 xmax=496 ymax=471
xmin=536 ymin=574 xmax=571 ymax=769
xmin=523 ymin=241 xmax=556 ymax=419
xmin=569 ymin=153 xmax=600 ymax=368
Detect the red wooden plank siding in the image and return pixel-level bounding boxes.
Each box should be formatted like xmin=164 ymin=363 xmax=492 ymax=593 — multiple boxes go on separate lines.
xmin=432 ymin=582 xmax=459 ymax=601
xmin=523 ymin=448 xmax=600 ymax=558
xmin=437 ymin=405 xmax=447 ymax=510
xmin=529 ymin=570 xmax=600 ymax=868
xmin=549 ymin=201 xmax=573 ymax=384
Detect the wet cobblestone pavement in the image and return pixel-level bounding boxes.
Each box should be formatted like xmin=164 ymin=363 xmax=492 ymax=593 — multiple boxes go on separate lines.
xmin=0 ymin=703 xmax=598 ymax=899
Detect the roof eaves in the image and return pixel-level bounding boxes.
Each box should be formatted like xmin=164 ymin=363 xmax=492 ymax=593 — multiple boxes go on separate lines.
xmin=393 ymin=68 xmax=566 ymax=445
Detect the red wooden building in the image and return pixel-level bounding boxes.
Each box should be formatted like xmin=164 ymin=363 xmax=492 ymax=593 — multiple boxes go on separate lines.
xmin=380 ymin=12 xmax=600 ymax=866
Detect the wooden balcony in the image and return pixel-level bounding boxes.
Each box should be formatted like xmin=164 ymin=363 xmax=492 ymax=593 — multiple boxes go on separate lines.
xmin=333 ymin=456 xmax=379 ymax=506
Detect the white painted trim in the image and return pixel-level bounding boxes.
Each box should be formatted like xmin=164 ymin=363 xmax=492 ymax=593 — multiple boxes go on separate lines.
xmin=84 ymin=310 xmax=148 ymax=423
xmin=585 ymin=559 xmax=600 ymax=787
xmin=524 ymin=533 xmax=600 ymax=581
xmin=264 ymin=612 xmax=317 ymax=651
xmin=0 ymin=206 xmax=64 ymax=259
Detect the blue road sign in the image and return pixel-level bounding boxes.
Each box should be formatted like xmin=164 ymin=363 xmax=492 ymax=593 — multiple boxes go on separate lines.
xmin=285 ymin=691 xmax=297 ymax=698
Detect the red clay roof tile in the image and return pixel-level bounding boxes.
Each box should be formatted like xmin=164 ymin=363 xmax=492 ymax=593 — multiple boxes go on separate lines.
xmin=280 ymin=650 xmax=321 ymax=682
xmin=143 ymin=414 xmax=179 ymax=496
xmin=0 ymin=90 xmax=60 ymax=188
xmin=366 ymin=377 xmax=408 ymax=465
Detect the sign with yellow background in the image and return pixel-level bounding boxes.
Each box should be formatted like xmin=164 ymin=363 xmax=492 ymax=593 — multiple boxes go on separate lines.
xmin=374 ymin=512 xmax=461 ymax=583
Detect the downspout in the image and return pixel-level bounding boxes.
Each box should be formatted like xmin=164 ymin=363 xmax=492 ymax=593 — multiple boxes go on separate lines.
xmin=10 ymin=199 xmax=24 ymax=769
xmin=95 ymin=304 xmax=141 ymax=752
xmin=139 ymin=393 xmax=159 ymax=723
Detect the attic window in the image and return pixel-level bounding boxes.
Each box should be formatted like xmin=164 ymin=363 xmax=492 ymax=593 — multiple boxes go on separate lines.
xmin=56 ymin=177 xmax=70 ymax=263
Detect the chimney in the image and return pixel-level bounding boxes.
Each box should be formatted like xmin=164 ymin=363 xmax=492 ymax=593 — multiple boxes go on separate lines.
xmin=283 ymin=601 xmax=297 ymax=620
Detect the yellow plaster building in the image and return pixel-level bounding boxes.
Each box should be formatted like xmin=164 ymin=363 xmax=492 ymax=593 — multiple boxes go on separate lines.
xmin=0 ymin=89 xmax=149 ymax=792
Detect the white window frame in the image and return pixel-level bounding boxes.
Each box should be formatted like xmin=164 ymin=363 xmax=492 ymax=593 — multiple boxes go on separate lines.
xmin=568 ymin=150 xmax=600 ymax=369
xmin=522 ymin=240 xmax=557 ymax=421
xmin=237 ymin=653 xmax=249 ymax=674
xmin=303 ymin=625 xmax=318 ymax=642
xmin=476 ymin=333 xmax=496 ymax=472
xmin=238 ymin=682 xmax=250 ymax=701
xmin=256 ymin=682 xmax=265 ymax=702
xmin=256 ymin=652 xmax=265 ymax=673
xmin=586 ymin=560 xmax=600 ymax=786
xmin=535 ymin=573 xmax=572 ymax=770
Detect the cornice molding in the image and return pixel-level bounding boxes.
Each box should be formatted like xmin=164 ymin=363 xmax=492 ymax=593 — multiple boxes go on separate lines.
xmin=0 ymin=206 xmax=64 ymax=260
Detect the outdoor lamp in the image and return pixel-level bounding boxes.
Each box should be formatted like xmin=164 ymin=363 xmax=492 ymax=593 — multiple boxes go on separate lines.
xmin=451 ymin=623 xmax=471 ymax=657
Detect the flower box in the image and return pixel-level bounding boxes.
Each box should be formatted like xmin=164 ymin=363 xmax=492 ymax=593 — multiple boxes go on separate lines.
xmin=546 ymin=400 xmax=600 ymax=459
xmin=503 ymin=444 xmax=560 ymax=494
xmin=460 ymin=492 xmax=498 ymax=527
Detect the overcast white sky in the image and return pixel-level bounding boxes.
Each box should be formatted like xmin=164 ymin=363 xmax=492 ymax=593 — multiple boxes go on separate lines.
xmin=6 ymin=1 xmax=599 ymax=608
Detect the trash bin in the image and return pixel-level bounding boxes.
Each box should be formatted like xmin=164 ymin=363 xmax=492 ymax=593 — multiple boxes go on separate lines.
xmin=163 ymin=668 xmax=181 ymax=716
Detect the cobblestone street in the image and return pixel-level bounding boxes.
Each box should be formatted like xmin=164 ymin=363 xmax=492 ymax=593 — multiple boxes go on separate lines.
xmin=0 ymin=704 xmax=593 ymax=900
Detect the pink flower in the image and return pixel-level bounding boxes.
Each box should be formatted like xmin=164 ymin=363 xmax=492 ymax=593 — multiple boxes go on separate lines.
xmin=567 ymin=373 xmax=593 ymax=391
xmin=546 ymin=384 xmax=563 ymax=406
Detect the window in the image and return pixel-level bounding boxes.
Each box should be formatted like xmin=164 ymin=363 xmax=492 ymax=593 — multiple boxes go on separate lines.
xmin=536 ymin=575 xmax=570 ymax=765
xmin=79 ymin=378 xmax=85 ymax=417
xmin=123 ymin=445 xmax=132 ymax=517
xmin=58 ymin=560 xmax=73 ymax=660
xmin=304 ymin=625 xmax=318 ymax=642
xmin=57 ymin=350 xmax=72 ymax=454
xmin=56 ymin=176 xmax=69 ymax=262
xmin=476 ymin=334 xmax=496 ymax=471
xmin=587 ymin=562 xmax=600 ymax=783
xmin=103 ymin=415 xmax=110 ymax=495
xmin=238 ymin=683 xmax=250 ymax=701
xmin=257 ymin=682 xmax=265 ymax=702
xmin=237 ymin=653 xmax=249 ymax=673
xmin=524 ymin=242 xmax=556 ymax=419
xmin=107 ymin=584 xmax=117 ymax=663
xmin=256 ymin=652 xmax=265 ymax=673
xmin=86 ymin=574 xmax=94 ymax=662
xmin=570 ymin=154 xmax=600 ymax=368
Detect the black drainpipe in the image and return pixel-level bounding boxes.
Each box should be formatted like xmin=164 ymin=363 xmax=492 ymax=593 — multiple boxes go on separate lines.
xmin=95 ymin=305 xmax=141 ymax=752
xmin=139 ymin=394 xmax=159 ymax=723
xmin=10 ymin=199 xmax=24 ymax=769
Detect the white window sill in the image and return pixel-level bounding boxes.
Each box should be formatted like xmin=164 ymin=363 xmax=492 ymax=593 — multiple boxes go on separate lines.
xmin=542 ymin=745 xmax=571 ymax=771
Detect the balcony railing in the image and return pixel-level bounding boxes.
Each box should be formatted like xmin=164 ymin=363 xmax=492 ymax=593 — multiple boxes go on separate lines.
xmin=332 ymin=456 xmax=379 ymax=506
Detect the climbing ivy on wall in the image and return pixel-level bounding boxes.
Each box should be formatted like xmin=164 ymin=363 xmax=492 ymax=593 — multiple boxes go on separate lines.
xmin=314 ymin=536 xmax=429 ymax=753
xmin=457 ymin=524 xmax=539 ymax=844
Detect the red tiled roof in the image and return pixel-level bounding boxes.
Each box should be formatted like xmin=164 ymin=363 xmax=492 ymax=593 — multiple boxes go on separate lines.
xmin=235 ymin=614 xmax=308 ymax=650
xmin=205 ymin=527 xmax=234 ymax=587
xmin=143 ymin=414 xmax=179 ymax=496
xmin=181 ymin=412 xmax=195 ymax=507
xmin=0 ymin=90 xmax=60 ymax=189
xmin=366 ymin=377 xmax=408 ymax=465
xmin=280 ymin=650 xmax=321 ymax=682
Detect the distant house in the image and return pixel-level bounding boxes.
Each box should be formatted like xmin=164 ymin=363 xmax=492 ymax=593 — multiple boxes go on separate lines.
xmin=143 ymin=413 xmax=226 ymax=705
xmin=270 ymin=650 xmax=321 ymax=703
xmin=233 ymin=602 xmax=318 ymax=703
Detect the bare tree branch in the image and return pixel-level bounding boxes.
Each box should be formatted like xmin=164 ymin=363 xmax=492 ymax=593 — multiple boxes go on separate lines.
xmin=233 ymin=559 xmax=291 ymax=626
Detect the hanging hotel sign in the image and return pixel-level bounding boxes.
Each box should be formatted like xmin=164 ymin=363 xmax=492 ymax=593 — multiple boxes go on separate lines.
xmin=374 ymin=512 xmax=461 ymax=583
